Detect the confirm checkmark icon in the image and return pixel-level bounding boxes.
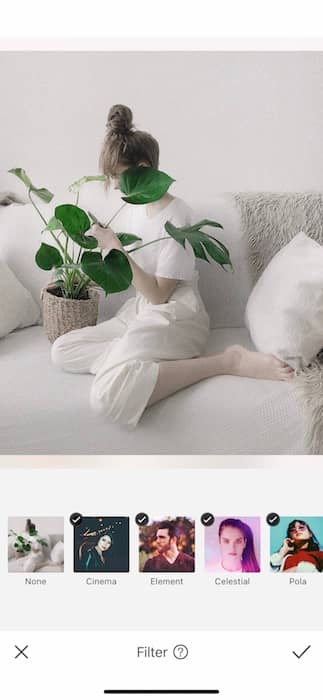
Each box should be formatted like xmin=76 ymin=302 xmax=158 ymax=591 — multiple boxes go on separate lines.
xmin=292 ymin=645 xmax=311 ymax=659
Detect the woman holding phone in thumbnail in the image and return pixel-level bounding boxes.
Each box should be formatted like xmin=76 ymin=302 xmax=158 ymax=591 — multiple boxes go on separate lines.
xmin=270 ymin=520 xmax=323 ymax=572
xmin=52 ymin=104 xmax=294 ymax=427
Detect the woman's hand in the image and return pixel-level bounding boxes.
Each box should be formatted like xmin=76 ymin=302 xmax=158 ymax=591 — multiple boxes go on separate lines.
xmin=90 ymin=224 xmax=124 ymax=254
xmin=280 ymin=538 xmax=294 ymax=556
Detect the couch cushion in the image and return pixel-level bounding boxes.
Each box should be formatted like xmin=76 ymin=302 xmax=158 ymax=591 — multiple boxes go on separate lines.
xmin=0 ymin=203 xmax=48 ymax=306
xmin=0 ymin=325 xmax=304 ymax=455
xmin=0 ymin=260 xmax=40 ymax=337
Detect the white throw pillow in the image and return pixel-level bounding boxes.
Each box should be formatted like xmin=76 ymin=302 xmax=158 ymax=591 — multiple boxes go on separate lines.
xmin=8 ymin=535 xmax=16 ymax=560
xmin=245 ymin=232 xmax=323 ymax=365
xmin=0 ymin=260 xmax=40 ymax=338
xmin=50 ymin=541 xmax=64 ymax=566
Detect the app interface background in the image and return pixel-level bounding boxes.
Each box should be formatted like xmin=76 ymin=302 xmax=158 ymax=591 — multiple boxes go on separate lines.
xmin=1 ymin=464 xmax=322 ymax=633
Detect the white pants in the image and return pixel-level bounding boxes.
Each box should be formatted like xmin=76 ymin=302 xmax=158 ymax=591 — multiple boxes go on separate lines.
xmin=51 ymin=283 xmax=210 ymax=427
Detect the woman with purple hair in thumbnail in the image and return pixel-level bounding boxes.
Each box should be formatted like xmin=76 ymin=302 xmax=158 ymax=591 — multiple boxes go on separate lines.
xmin=215 ymin=518 xmax=260 ymax=573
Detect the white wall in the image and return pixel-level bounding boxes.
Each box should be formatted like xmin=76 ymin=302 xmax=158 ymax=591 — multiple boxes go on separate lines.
xmin=8 ymin=517 xmax=64 ymax=537
xmin=1 ymin=51 xmax=323 ymax=210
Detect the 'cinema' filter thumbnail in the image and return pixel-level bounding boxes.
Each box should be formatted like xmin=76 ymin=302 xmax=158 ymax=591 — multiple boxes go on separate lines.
xmin=73 ymin=516 xmax=129 ymax=572
xmin=139 ymin=516 xmax=195 ymax=573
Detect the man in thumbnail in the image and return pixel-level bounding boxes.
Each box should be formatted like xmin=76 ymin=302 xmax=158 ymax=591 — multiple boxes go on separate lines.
xmin=143 ymin=521 xmax=194 ymax=572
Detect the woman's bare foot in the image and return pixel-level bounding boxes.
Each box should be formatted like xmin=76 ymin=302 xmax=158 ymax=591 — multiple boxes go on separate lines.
xmin=220 ymin=345 xmax=295 ymax=381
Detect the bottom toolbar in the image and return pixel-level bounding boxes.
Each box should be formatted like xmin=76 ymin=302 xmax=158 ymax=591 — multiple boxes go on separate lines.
xmin=1 ymin=631 xmax=319 ymax=700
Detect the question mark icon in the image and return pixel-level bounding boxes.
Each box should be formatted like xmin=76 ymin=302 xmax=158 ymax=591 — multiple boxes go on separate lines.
xmin=173 ymin=644 xmax=189 ymax=660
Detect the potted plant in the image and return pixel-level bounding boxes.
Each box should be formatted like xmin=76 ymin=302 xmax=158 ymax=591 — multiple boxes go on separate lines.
xmin=9 ymin=166 xmax=232 ymax=342
xmin=9 ymin=525 xmax=48 ymax=559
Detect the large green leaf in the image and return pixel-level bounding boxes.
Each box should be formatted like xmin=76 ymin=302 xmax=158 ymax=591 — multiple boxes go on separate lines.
xmin=35 ymin=243 xmax=63 ymax=270
xmin=68 ymin=174 xmax=107 ymax=193
xmin=119 ymin=167 xmax=175 ymax=204
xmin=164 ymin=220 xmax=232 ymax=270
xmin=55 ymin=204 xmax=97 ymax=249
xmin=117 ymin=233 xmax=142 ymax=247
xmin=8 ymin=168 xmax=54 ymax=202
xmin=81 ymin=250 xmax=133 ymax=294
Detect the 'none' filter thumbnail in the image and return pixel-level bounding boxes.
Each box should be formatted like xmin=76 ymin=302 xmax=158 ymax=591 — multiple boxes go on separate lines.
xmin=74 ymin=516 xmax=129 ymax=572
xmin=139 ymin=516 xmax=195 ymax=573
xmin=270 ymin=517 xmax=323 ymax=573
xmin=205 ymin=517 xmax=261 ymax=573
xmin=8 ymin=517 xmax=64 ymax=573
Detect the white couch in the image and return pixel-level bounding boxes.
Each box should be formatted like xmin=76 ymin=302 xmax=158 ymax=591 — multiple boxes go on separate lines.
xmin=0 ymin=195 xmax=305 ymax=455
xmin=8 ymin=532 xmax=64 ymax=573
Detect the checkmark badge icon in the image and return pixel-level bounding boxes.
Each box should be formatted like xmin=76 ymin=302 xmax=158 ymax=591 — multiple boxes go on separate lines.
xmin=266 ymin=512 xmax=280 ymax=527
xmin=135 ymin=512 xmax=149 ymax=526
xmin=201 ymin=513 xmax=215 ymax=527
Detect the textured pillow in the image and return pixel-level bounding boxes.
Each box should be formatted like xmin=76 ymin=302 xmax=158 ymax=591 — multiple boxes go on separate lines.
xmin=0 ymin=260 xmax=40 ymax=338
xmin=245 ymin=232 xmax=323 ymax=365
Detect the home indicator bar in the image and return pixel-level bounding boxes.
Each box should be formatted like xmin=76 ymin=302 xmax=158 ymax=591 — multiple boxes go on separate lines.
xmin=104 ymin=691 xmax=220 ymax=695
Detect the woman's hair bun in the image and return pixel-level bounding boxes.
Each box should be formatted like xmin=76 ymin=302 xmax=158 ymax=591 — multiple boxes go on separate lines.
xmin=107 ymin=104 xmax=133 ymax=135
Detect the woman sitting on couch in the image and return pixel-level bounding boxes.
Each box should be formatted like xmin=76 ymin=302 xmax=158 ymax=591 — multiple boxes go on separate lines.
xmin=52 ymin=104 xmax=294 ymax=427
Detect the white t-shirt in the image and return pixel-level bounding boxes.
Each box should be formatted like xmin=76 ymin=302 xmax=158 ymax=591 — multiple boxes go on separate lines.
xmin=122 ymin=197 xmax=197 ymax=282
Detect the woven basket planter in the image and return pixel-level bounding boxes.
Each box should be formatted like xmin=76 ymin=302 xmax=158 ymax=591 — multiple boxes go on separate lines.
xmin=42 ymin=286 xmax=99 ymax=343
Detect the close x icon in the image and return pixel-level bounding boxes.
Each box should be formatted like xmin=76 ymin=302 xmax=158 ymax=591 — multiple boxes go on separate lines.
xmin=14 ymin=644 xmax=29 ymax=660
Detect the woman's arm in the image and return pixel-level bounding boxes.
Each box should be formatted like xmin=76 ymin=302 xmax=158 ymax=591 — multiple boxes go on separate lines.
xmin=90 ymin=224 xmax=178 ymax=304
xmin=270 ymin=539 xmax=294 ymax=568
xmin=130 ymin=257 xmax=177 ymax=304
xmin=270 ymin=551 xmax=285 ymax=567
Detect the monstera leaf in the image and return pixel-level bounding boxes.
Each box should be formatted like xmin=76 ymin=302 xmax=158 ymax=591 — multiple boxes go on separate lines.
xmin=165 ymin=219 xmax=232 ymax=269
xmin=8 ymin=168 xmax=53 ymax=203
xmin=44 ymin=216 xmax=64 ymax=232
xmin=55 ymin=205 xmax=97 ymax=249
xmin=117 ymin=233 xmax=142 ymax=246
xmin=119 ymin=167 xmax=175 ymax=204
xmin=81 ymin=249 xmax=133 ymax=294
xmin=31 ymin=187 xmax=54 ymax=203
xmin=35 ymin=243 xmax=63 ymax=270
xmin=68 ymin=174 xmax=107 ymax=193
